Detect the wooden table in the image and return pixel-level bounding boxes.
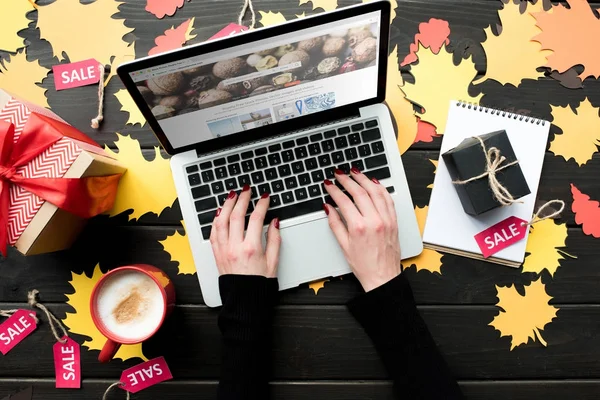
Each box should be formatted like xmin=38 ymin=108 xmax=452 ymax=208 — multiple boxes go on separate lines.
xmin=1 ymin=0 xmax=599 ymax=398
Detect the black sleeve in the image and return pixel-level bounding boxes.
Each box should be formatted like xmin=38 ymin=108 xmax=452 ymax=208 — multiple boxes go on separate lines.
xmin=217 ymin=274 xmax=279 ymax=400
xmin=347 ymin=273 xmax=464 ymax=399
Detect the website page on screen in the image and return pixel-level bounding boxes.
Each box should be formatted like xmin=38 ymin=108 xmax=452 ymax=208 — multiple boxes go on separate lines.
xmin=130 ymin=11 xmax=382 ymax=149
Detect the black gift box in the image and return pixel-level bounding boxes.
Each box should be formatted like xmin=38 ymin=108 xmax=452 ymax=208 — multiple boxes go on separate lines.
xmin=442 ymin=130 xmax=530 ymax=215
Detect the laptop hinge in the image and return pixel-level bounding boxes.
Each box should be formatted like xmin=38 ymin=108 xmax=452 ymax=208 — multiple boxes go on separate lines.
xmin=195 ymin=108 xmax=361 ymax=159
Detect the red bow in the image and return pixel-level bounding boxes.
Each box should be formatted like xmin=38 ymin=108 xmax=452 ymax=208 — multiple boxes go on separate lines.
xmin=0 ymin=116 xmax=122 ymax=256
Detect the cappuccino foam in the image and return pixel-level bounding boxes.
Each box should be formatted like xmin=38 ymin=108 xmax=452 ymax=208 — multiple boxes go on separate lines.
xmin=96 ymin=270 xmax=165 ymax=341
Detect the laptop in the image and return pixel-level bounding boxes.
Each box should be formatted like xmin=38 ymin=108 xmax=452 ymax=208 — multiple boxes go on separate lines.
xmin=117 ymin=0 xmax=423 ymax=307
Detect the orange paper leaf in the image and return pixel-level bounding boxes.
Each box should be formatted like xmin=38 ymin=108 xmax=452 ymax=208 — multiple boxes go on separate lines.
xmin=414 ymin=119 xmax=439 ymax=144
xmin=148 ymin=18 xmax=196 ymax=56
xmin=401 ymin=18 xmax=450 ymax=67
xmin=146 ymin=0 xmax=189 ymax=19
xmin=571 ymin=184 xmax=600 ymax=238
xmin=533 ymin=0 xmax=600 ymax=80
xmin=308 ymin=279 xmax=329 ymax=294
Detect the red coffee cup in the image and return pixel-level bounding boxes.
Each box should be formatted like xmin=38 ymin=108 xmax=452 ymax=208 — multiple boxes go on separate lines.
xmin=90 ymin=264 xmax=176 ymax=363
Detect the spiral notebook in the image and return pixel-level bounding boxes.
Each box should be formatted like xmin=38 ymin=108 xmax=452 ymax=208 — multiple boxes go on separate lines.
xmin=422 ymin=100 xmax=550 ymax=267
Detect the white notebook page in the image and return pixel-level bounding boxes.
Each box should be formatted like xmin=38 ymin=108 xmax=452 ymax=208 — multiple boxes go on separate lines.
xmin=423 ymin=100 xmax=550 ymax=264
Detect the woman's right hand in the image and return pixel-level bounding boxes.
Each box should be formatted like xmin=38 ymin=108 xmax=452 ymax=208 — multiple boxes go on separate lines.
xmin=323 ymin=167 xmax=401 ymax=292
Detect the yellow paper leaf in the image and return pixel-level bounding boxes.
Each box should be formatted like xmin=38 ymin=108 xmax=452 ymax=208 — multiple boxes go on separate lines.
xmin=114 ymin=89 xmax=146 ymax=126
xmin=0 ymin=0 xmax=35 ymax=52
xmin=489 ymin=278 xmax=558 ymax=350
xmin=299 ymin=0 xmax=337 ymax=12
xmin=104 ymin=134 xmax=177 ymax=221
xmin=258 ymin=11 xmax=287 ymax=27
xmin=402 ymin=206 xmax=443 ymax=273
xmin=523 ymin=219 xmax=571 ymax=277
xmin=0 ymin=49 xmax=49 ymax=107
xmin=363 ymin=0 xmax=398 ymax=22
xmin=105 ymin=41 xmax=136 ymax=86
xmin=36 ymin=0 xmax=134 ymax=85
xmin=427 ymin=159 xmax=438 ymax=189
xmin=386 ymin=46 xmax=418 ymax=155
xmin=63 ymin=264 xmax=148 ymax=361
xmin=473 ymin=1 xmax=551 ymax=86
xmin=549 ymin=99 xmax=600 ymax=166
xmin=296 ymin=12 xmax=307 ymax=19
xmin=403 ymin=43 xmax=482 ymax=135
xmin=159 ymin=221 xmax=196 ymax=275
xmin=308 ymin=279 xmax=328 ymax=294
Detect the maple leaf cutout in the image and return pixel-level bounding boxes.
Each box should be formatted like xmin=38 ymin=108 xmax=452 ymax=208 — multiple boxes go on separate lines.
xmin=473 ymin=1 xmax=550 ymax=87
xmin=401 ymin=18 xmax=450 ymax=67
xmin=427 ymin=159 xmax=437 ymax=189
xmin=533 ymin=0 xmax=600 ymax=80
xmin=104 ymin=134 xmax=177 ymax=221
xmin=414 ymin=119 xmax=439 ymax=144
xmin=146 ymin=0 xmax=190 ymax=19
xmin=403 ymin=44 xmax=482 ymax=135
xmin=299 ymin=0 xmax=337 ymax=12
xmin=549 ymin=99 xmax=600 ymax=166
xmin=159 ymin=221 xmax=197 ymax=275
xmin=63 ymin=264 xmax=148 ymax=361
xmin=36 ymin=0 xmax=134 ymax=85
xmin=148 ymin=18 xmax=196 ymax=56
xmin=258 ymin=11 xmax=287 ymax=27
xmin=114 ymin=89 xmax=146 ymax=127
xmin=571 ymin=184 xmax=600 ymax=238
xmin=386 ymin=46 xmax=418 ymax=155
xmin=523 ymin=219 xmax=573 ymax=277
xmin=402 ymin=206 xmax=443 ymax=273
xmin=490 ymin=278 xmax=558 ymax=350
xmin=0 ymin=49 xmax=49 ymax=107
xmin=308 ymin=279 xmax=329 ymax=294
xmin=0 ymin=0 xmax=34 ymax=53
xmin=363 ymin=0 xmax=398 ymax=21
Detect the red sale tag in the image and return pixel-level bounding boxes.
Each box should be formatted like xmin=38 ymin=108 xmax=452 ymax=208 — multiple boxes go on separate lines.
xmin=53 ymin=337 xmax=81 ymax=389
xmin=0 ymin=310 xmax=37 ymax=355
xmin=209 ymin=23 xmax=248 ymax=40
xmin=52 ymin=59 xmax=102 ymax=90
xmin=120 ymin=356 xmax=173 ymax=394
xmin=474 ymin=216 xmax=528 ymax=258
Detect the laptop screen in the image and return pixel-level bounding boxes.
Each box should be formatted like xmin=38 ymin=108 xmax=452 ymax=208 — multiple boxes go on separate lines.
xmin=128 ymin=11 xmax=382 ymax=150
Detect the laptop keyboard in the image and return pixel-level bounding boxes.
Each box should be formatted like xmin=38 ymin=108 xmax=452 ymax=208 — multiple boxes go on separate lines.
xmin=185 ymin=119 xmax=395 ymax=240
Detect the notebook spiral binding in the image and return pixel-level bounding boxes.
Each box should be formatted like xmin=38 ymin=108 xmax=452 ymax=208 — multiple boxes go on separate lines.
xmin=455 ymin=101 xmax=546 ymax=126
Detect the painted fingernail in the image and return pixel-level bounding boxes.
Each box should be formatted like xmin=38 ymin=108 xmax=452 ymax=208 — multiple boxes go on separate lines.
xmin=323 ymin=204 xmax=330 ymax=215
xmin=334 ymin=168 xmax=344 ymax=175
xmin=215 ymin=208 xmax=222 ymax=217
xmin=324 ymin=179 xmax=333 ymax=186
xmin=227 ymin=190 xmax=236 ymax=199
xmin=242 ymin=184 xmax=250 ymax=192
xmin=261 ymin=192 xmax=270 ymax=199
xmin=371 ymin=177 xmax=380 ymax=184
xmin=350 ymin=167 xmax=361 ymax=174
xmin=273 ymin=218 xmax=280 ymax=229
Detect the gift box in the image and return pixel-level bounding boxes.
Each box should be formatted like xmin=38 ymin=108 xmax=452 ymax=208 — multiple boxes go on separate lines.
xmin=0 ymin=90 xmax=126 ymax=256
xmin=442 ymin=130 xmax=530 ymax=216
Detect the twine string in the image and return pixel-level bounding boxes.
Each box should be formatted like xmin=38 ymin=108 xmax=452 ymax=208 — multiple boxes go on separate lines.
xmin=522 ymin=199 xmax=565 ymax=227
xmin=0 ymin=309 xmax=18 ymax=318
xmin=91 ymin=65 xmax=106 ymax=129
xmin=237 ymin=0 xmax=256 ymax=29
xmin=27 ymin=290 xmax=68 ymax=344
xmin=452 ymin=136 xmax=520 ymax=206
xmin=102 ymin=382 xmax=130 ymax=400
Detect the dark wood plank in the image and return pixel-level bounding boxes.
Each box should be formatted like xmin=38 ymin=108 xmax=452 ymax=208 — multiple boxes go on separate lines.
xmin=1 ymin=379 xmax=600 ymax=400
xmin=0 ymin=304 xmax=599 ymax=380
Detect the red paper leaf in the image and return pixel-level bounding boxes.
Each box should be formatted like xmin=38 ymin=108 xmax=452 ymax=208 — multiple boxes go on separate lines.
xmin=146 ymin=0 xmax=189 ymax=19
xmin=148 ymin=18 xmax=196 ymax=56
xmin=401 ymin=18 xmax=451 ymax=66
xmin=414 ymin=118 xmax=439 ymax=143
xmin=571 ymin=183 xmax=600 ymax=238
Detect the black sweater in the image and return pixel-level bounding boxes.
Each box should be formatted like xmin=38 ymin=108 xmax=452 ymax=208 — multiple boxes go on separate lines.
xmin=217 ymin=273 xmax=464 ymax=399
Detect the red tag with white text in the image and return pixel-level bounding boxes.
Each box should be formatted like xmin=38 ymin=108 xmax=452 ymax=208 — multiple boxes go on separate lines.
xmin=209 ymin=23 xmax=248 ymax=40
xmin=120 ymin=356 xmax=173 ymax=393
xmin=0 ymin=310 xmax=37 ymax=355
xmin=474 ymin=216 xmax=528 ymax=258
xmin=52 ymin=59 xmax=102 ymax=90
xmin=53 ymin=337 xmax=81 ymax=388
